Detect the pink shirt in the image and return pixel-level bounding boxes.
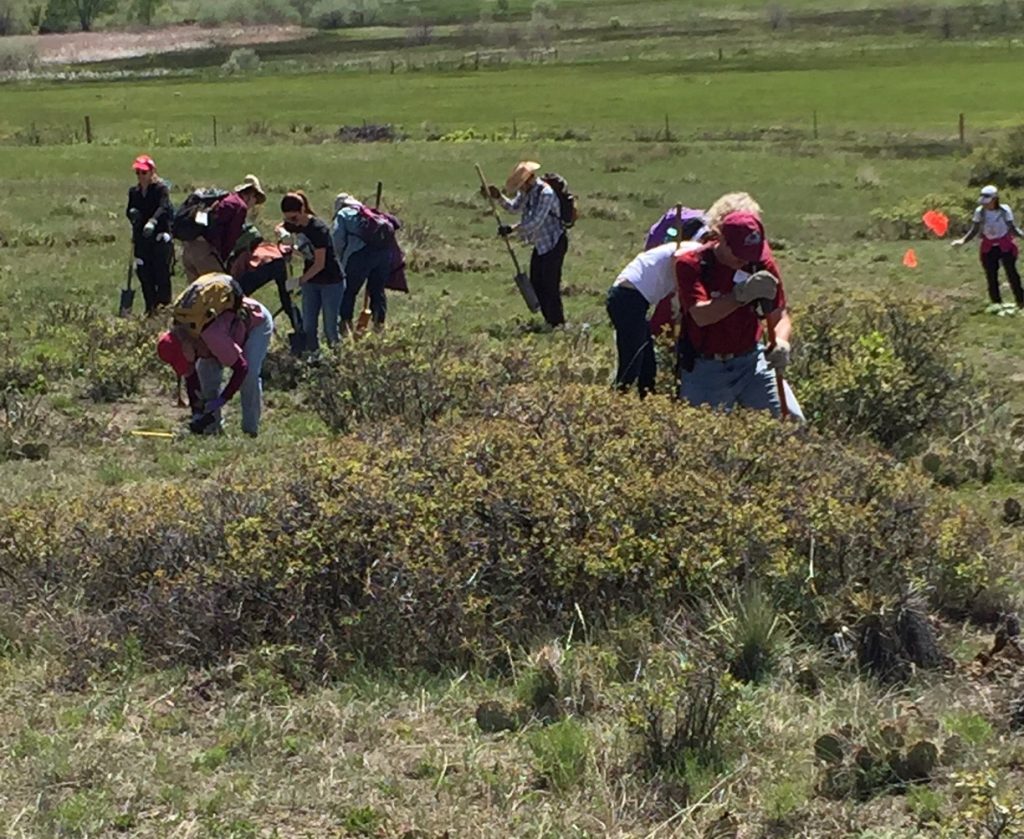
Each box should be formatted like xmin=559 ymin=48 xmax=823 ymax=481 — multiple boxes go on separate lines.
xmin=179 ymin=299 xmax=265 ymax=369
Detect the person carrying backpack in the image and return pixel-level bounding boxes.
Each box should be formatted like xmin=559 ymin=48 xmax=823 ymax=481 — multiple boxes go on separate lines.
xmin=280 ymin=191 xmax=344 ymax=352
xmin=125 ymin=155 xmax=174 ymax=315
xmin=179 ymin=174 xmax=267 ymax=282
xmin=952 ymin=185 xmax=1024 ymax=308
xmin=675 ymin=211 xmax=804 ymax=420
xmin=333 ymin=192 xmax=398 ymax=336
xmin=484 ymin=161 xmax=571 ymax=328
xmin=156 ymin=274 xmax=274 ymax=437
xmin=607 ymin=214 xmax=708 ymax=397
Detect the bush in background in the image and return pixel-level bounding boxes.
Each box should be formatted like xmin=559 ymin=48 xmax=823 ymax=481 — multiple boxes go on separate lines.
xmin=969 ymin=125 xmax=1024 ymax=188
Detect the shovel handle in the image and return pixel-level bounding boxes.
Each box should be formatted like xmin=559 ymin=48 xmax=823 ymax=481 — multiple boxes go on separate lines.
xmin=764 ymin=318 xmax=790 ymax=421
xmin=475 ymin=163 xmax=524 ymax=275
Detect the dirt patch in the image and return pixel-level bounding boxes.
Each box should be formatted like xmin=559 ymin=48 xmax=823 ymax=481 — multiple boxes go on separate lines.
xmin=9 ymin=24 xmax=311 ymax=65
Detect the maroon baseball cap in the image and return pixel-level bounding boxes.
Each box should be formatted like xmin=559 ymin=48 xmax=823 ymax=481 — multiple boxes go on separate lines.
xmin=720 ymin=211 xmax=767 ymax=264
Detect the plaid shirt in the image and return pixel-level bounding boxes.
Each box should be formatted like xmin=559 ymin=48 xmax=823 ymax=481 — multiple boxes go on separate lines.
xmin=501 ymin=180 xmax=565 ymax=255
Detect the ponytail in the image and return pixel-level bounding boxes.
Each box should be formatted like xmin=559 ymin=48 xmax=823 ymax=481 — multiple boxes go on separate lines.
xmin=280 ymin=190 xmax=315 ymax=216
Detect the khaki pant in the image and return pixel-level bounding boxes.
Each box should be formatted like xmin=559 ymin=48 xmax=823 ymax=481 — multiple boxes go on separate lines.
xmin=181 ymin=238 xmax=223 ymax=282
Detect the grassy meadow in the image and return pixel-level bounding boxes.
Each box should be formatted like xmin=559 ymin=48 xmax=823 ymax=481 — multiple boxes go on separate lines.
xmin=3 ymin=2 xmax=1024 ymax=837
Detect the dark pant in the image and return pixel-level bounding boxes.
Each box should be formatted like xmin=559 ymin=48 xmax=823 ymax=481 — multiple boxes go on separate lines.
xmin=134 ymin=240 xmax=173 ymax=314
xmin=607 ymin=284 xmax=655 ymax=396
xmin=530 ymin=235 xmax=568 ymax=327
xmin=982 ymin=247 xmax=1024 ymax=306
xmin=341 ymin=247 xmax=390 ymax=324
xmin=239 ymin=258 xmax=303 ymax=336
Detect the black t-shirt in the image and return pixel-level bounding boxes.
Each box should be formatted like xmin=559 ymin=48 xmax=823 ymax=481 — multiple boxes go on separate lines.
xmin=299 ymin=217 xmax=342 ymax=285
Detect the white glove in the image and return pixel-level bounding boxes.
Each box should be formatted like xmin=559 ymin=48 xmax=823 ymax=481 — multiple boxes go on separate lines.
xmin=142 ymin=219 xmax=157 ymax=238
xmin=765 ymin=339 xmax=791 ymax=371
xmin=951 ymin=238 xmax=965 ymax=249
xmin=733 ymin=270 xmax=779 ymax=305
xmin=285 ymin=275 xmax=300 ymax=292
xmin=157 ymin=232 xmax=172 ymax=244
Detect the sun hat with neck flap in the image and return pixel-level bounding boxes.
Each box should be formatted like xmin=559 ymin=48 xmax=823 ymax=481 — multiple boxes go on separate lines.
xmin=233 ymin=174 xmax=267 ymax=205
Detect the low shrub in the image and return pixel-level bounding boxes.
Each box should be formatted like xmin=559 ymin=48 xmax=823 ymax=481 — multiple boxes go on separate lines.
xmin=790 ymin=294 xmax=975 ymax=452
xmin=968 ymin=125 xmax=1024 ymax=188
xmin=0 ymin=40 xmax=37 ymax=74
xmin=0 ymin=378 xmax=1003 ymax=672
xmin=868 ymin=192 xmax=974 ymax=240
xmin=221 ymin=48 xmax=261 ymax=75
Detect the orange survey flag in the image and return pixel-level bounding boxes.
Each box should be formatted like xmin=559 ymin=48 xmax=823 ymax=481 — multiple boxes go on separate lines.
xmin=903 ymin=248 xmax=919 ymax=268
xmin=922 ymin=210 xmax=949 ymax=238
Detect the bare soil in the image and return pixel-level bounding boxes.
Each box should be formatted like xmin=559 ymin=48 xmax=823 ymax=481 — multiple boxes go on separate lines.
xmin=10 ymin=24 xmax=311 ymax=65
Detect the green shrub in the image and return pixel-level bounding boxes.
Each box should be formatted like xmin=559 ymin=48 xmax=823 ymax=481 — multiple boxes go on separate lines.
xmin=968 ymin=125 xmax=1024 ymax=187
xmin=0 ymin=40 xmax=37 ymax=73
xmin=868 ymin=192 xmax=974 ymax=240
xmin=527 ymin=718 xmax=589 ymax=792
xmin=790 ymin=294 xmax=975 ymax=452
xmin=0 ymin=379 xmax=1002 ymax=671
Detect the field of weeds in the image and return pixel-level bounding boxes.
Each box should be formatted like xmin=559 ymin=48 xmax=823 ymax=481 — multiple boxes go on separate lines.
xmin=2 ymin=2 xmax=1024 ymax=837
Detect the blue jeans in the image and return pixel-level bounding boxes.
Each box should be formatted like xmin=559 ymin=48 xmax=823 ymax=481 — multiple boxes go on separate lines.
xmin=196 ymin=302 xmax=275 ymax=435
xmin=679 ymin=347 xmax=804 ymax=421
xmin=301 ymin=281 xmax=343 ymax=352
xmin=340 ymin=247 xmax=390 ymax=324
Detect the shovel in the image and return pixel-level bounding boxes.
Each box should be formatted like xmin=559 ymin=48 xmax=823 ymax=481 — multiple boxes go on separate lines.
xmin=355 ymin=180 xmax=385 ymax=336
xmin=119 ymin=239 xmax=136 ymax=317
xmin=474 ymin=164 xmax=540 ymax=314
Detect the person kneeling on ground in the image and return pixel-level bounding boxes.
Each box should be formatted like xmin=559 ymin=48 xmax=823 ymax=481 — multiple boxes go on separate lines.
xmin=675 ymin=211 xmax=804 ymax=420
xmin=952 ymin=184 xmax=1024 ymax=309
xmin=280 ymin=191 xmax=344 ymax=352
xmin=486 ymin=161 xmax=568 ymax=328
xmin=157 ymin=276 xmax=274 ymax=437
xmin=126 ymin=154 xmax=174 ymax=315
xmin=607 ymin=214 xmax=708 ymax=396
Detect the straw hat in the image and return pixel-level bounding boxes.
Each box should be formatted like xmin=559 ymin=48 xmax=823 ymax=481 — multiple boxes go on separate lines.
xmin=233 ymin=174 xmax=267 ymax=205
xmin=505 ymin=161 xmax=540 ymax=194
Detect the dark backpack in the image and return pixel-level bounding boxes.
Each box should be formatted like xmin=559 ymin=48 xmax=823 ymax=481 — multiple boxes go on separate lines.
xmin=172 ymin=188 xmax=229 ymax=242
xmin=353 ymin=205 xmax=397 ymax=251
xmin=542 ymin=173 xmax=578 ymax=229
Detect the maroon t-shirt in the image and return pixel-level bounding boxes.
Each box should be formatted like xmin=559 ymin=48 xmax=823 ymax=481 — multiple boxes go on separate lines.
xmin=675 ymin=244 xmax=785 ymax=356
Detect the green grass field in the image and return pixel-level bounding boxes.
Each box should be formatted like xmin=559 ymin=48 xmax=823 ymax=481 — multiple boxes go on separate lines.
xmin=3 ymin=3 xmax=1024 ymax=837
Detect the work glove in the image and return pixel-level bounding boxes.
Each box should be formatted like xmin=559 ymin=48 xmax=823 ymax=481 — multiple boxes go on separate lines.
xmin=128 ymin=208 xmax=141 ymax=224
xmin=142 ymin=219 xmax=156 ymax=239
xmin=497 ymin=224 xmax=514 ymax=238
xmin=285 ymin=275 xmax=300 ymax=292
xmin=765 ymin=338 xmax=791 ymax=371
xmin=204 ymin=396 xmax=227 ymax=414
xmin=733 ymin=270 xmax=779 ymax=305
xmin=189 ymin=412 xmax=218 ymax=435
xmin=157 ymin=232 xmax=172 ymax=244
xmin=481 ymin=184 xmax=501 ymax=200
xmin=950 ymin=238 xmax=966 ymax=249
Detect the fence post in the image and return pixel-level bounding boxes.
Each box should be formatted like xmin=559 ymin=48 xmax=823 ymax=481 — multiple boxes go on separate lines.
xmin=84 ymin=115 xmax=92 ymax=144
xmin=512 ymin=117 xmax=517 ymax=140
xmin=718 ymin=47 xmax=723 ymax=60
xmin=664 ymin=113 xmax=671 ymax=141
xmin=212 ymin=115 xmax=218 ymax=147
xmin=812 ymin=110 xmax=818 ymax=140
xmin=959 ymin=113 xmax=965 ymax=146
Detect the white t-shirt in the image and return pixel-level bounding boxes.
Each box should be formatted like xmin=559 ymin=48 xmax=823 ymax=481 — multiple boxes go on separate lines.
xmin=614 ymin=241 xmax=703 ymax=305
xmin=973 ymin=204 xmax=1014 ymax=240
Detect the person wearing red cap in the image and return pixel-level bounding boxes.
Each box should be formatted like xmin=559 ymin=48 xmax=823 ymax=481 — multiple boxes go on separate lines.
xmin=674 ymin=210 xmax=803 ymax=419
xmin=126 ymin=155 xmax=174 ymax=314
xmin=156 ymin=292 xmax=274 ymax=436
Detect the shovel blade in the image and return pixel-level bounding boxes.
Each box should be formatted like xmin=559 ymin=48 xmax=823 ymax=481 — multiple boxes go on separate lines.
xmin=119 ymin=287 xmax=135 ymax=318
xmin=515 ymin=272 xmax=541 ymax=313
xmin=288 ymin=331 xmax=307 ymax=356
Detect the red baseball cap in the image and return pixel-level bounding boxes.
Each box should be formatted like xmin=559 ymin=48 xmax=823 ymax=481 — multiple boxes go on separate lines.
xmin=133 ymin=154 xmax=156 ymax=173
xmin=157 ymin=331 xmax=189 ymax=376
xmin=720 ymin=211 xmax=767 ymax=264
